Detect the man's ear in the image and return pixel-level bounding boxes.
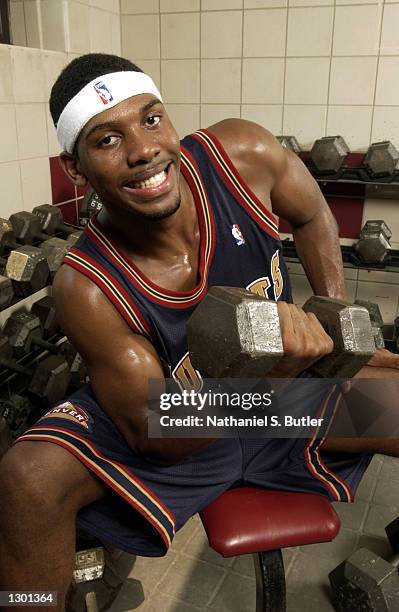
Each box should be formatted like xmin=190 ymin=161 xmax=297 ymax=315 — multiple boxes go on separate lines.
xmin=59 ymin=152 xmax=88 ymax=187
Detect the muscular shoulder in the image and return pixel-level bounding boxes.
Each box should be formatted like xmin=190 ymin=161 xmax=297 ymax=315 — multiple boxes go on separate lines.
xmin=53 ymin=264 xmax=151 ymax=360
xmin=53 ymin=264 xmax=101 ymax=317
xmin=52 ymin=264 xmax=111 ymax=353
xmin=206 ymin=118 xmax=287 ymax=186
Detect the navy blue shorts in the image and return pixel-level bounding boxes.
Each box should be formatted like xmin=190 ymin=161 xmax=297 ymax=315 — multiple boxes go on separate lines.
xmin=13 ymin=382 xmax=372 ymax=557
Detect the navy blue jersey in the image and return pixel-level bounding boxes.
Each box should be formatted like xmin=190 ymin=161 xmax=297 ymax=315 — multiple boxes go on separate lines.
xmin=64 ymin=129 xmax=293 ymax=390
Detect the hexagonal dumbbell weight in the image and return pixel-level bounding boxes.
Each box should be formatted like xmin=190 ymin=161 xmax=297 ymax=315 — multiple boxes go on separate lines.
xmin=31 ymin=296 xmax=59 ymax=338
xmin=355 ymin=220 xmax=392 ymax=265
xmin=66 ymin=539 xmax=140 ymax=612
xmin=3 ymin=245 xmax=50 ymax=298
xmin=60 ymin=340 xmax=88 ymax=388
xmin=276 ymin=136 xmax=301 ymax=155
xmin=365 ymin=141 xmax=399 ymax=178
xmin=32 ymin=204 xmax=77 ymax=238
xmin=302 ymin=296 xmax=375 ymax=377
xmin=329 ymin=516 xmax=399 ymax=612
xmin=0 ymin=333 xmax=71 ymax=407
xmin=9 ymin=211 xmax=51 ymax=245
xmin=0 ymin=217 xmax=19 ymax=255
xmin=309 ymin=135 xmax=349 ymax=174
xmin=355 ymin=299 xmax=385 ymax=349
xmin=0 ymin=393 xmax=32 ymax=439
xmin=38 ymin=237 xmax=70 ymax=279
xmin=79 ymin=188 xmax=103 ymax=228
xmin=3 ymin=310 xmax=61 ymax=358
xmin=0 ymin=276 xmax=13 ymax=311
xmin=187 ymin=287 xmax=284 ymax=378
xmin=66 ymin=231 xmax=83 ymax=246
xmin=187 ymin=287 xmax=375 ymax=379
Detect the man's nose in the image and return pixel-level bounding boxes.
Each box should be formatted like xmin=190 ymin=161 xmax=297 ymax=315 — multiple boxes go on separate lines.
xmin=126 ymin=132 xmax=160 ymax=166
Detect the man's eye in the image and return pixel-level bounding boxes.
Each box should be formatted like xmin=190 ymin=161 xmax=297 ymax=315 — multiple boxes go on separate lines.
xmin=146 ymin=115 xmax=161 ymax=127
xmin=99 ymin=135 xmax=119 ymax=146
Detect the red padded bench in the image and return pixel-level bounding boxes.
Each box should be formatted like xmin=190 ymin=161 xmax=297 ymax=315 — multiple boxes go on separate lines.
xmin=200 ymin=487 xmax=340 ymax=612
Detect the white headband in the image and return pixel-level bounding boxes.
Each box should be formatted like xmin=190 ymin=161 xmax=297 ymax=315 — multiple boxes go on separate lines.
xmin=56 ymin=71 xmax=163 ymax=153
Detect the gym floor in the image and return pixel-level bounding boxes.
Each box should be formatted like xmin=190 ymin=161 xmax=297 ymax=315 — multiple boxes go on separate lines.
xmin=107 ymin=452 xmax=399 ymax=612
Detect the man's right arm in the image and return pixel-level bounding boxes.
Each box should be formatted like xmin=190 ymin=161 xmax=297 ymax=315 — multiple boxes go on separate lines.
xmin=53 ymin=265 xmax=214 ymax=465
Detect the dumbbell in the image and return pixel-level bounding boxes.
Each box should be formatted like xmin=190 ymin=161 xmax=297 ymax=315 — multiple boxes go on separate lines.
xmin=32 ymin=204 xmax=76 ymax=237
xmin=0 ymin=393 xmax=33 ymax=439
xmin=355 ymin=220 xmax=392 ymax=265
xmin=365 ymin=141 xmax=399 ymax=178
xmin=0 ymin=235 xmax=70 ymax=303
xmin=31 ymin=296 xmax=59 ymax=338
xmin=3 ymin=310 xmax=63 ymax=358
xmin=34 ymin=234 xmax=78 ymax=279
xmin=0 ymin=333 xmax=71 ymax=406
xmin=1 ymin=245 xmax=50 ymax=298
xmin=187 ymin=288 xmax=375 ymax=379
xmin=67 ymin=540 xmax=138 ymax=612
xmin=79 ymin=188 xmax=103 ymax=228
xmin=277 ymin=136 xmax=301 ymax=155
xmin=9 ymin=211 xmax=55 ymax=245
xmin=0 ymin=276 xmax=14 ymax=310
xmin=0 ymin=217 xmax=20 ymax=255
xmin=38 ymin=237 xmax=70 ymax=278
xmin=355 ymin=299 xmax=385 ymax=349
xmin=60 ymin=340 xmax=88 ymax=388
xmin=66 ymin=230 xmax=83 ymax=245
xmin=329 ymin=516 xmax=399 ymax=612
xmin=309 ymin=135 xmax=349 ymax=174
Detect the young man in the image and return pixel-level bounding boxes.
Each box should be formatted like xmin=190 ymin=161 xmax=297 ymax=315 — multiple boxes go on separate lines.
xmin=0 ymin=53 xmax=398 ymax=611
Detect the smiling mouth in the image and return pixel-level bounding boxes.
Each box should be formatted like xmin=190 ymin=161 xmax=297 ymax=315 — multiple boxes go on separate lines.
xmin=124 ymin=163 xmax=172 ymax=191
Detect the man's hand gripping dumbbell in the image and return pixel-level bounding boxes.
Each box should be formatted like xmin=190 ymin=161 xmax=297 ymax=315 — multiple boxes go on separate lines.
xmin=187 ymin=287 xmax=376 ymax=379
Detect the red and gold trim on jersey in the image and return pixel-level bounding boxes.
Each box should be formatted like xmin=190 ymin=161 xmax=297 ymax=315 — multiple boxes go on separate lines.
xmin=304 ymin=385 xmax=353 ymax=503
xmin=80 ymin=149 xmax=216 ymax=309
xmin=63 ymin=248 xmax=154 ymax=341
xmin=192 ymin=129 xmax=280 ymax=242
xmin=14 ymin=424 xmax=176 ymax=552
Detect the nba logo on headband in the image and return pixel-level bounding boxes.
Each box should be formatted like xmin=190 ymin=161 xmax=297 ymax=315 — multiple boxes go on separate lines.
xmin=57 ymin=71 xmax=163 ymax=153
xmin=93 ymin=80 xmax=114 ymax=105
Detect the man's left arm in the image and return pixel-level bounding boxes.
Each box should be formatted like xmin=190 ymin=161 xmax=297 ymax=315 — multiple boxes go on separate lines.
xmin=270 ymin=146 xmax=347 ymax=300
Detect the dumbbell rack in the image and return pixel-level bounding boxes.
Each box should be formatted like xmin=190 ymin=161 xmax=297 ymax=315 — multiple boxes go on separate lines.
xmin=282 ymin=241 xmax=399 ymax=352
xmin=0 ymin=331 xmax=66 ymax=384
xmin=0 ymin=330 xmax=67 ymax=422
xmin=317 ymin=174 xmax=399 ymax=201
xmin=282 ymin=240 xmax=399 ymax=272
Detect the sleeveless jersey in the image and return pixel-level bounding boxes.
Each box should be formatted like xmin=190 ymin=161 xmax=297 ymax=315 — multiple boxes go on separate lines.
xmin=64 ymin=129 xmax=293 ymax=390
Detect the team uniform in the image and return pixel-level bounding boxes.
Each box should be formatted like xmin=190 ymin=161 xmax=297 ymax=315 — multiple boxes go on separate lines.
xmin=13 ymin=129 xmax=371 ymax=557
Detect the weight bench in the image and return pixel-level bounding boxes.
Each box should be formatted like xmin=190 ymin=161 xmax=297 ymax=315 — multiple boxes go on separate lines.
xmin=200 ymin=487 xmax=340 ymax=612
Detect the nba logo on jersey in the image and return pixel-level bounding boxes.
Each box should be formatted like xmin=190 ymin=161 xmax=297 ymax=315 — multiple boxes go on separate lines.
xmin=93 ymin=81 xmax=114 ymax=105
xmin=231 ymin=223 xmax=246 ymax=246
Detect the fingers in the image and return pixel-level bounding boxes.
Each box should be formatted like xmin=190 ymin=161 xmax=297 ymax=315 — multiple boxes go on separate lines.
xmin=368 ymin=348 xmax=399 ymax=370
xmin=277 ymin=302 xmax=334 ymax=358
xmin=305 ymin=312 xmax=334 ymax=354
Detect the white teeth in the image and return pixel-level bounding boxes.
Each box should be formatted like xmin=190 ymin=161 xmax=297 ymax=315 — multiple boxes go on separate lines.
xmin=134 ymin=170 xmax=166 ymax=189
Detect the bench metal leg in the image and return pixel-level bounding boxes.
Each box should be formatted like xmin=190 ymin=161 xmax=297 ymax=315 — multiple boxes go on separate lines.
xmin=253 ymin=549 xmax=286 ymax=612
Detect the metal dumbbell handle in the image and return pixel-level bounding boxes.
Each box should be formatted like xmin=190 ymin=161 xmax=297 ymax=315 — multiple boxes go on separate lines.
xmin=85 ymin=592 xmax=99 ymax=612
xmin=0 ymin=356 xmax=30 ymax=376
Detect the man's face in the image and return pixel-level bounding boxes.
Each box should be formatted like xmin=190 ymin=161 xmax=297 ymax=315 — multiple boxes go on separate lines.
xmin=75 ymin=93 xmax=182 ymax=222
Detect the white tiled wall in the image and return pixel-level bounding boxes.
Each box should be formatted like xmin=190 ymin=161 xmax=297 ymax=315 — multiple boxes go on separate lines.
xmin=120 ymin=0 xmax=397 ymax=153
xmin=1 ymin=2 xmax=399 ymax=322
xmin=0 ymin=1 xmax=121 ymax=218
xmin=119 ymin=1 xmax=399 ymax=322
